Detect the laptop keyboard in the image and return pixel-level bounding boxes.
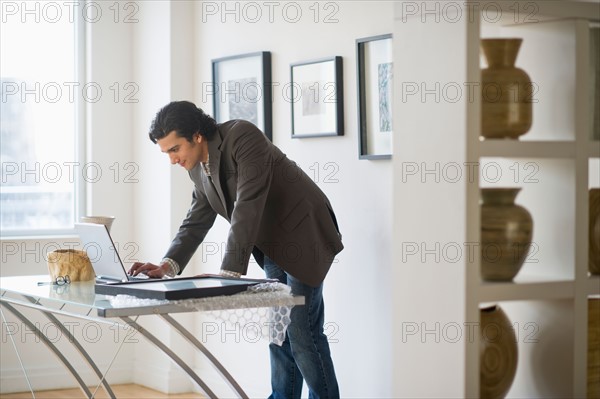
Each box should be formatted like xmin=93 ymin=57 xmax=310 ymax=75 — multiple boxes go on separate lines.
xmin=131 ymin=273 xmax=150 ymax=280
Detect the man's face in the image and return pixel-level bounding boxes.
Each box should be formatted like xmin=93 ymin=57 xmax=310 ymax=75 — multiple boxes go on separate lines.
xmin=157 ymin=130 xmax=205 ymax=171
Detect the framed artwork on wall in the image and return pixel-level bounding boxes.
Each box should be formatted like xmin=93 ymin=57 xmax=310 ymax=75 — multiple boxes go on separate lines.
xmin=290 ymin=56 xmax=344 ymax=138
xmin=212 ymin=51 xmax=272 ymax=140
xmin=356 ymin=34 xmax=393 ymax=159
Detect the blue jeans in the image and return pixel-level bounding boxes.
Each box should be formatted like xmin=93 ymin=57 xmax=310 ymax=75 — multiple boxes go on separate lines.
xmin=264 ymin=257 xmax=339 ymax=399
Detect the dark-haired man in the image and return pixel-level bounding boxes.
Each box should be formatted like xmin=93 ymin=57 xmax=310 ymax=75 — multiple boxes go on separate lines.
xmin=129 ymin=101 xmax=343 ymax=398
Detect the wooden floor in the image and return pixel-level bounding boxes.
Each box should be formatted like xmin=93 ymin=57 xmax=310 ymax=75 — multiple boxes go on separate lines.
xmin=0 ymin=384 xmax=202 ymax=398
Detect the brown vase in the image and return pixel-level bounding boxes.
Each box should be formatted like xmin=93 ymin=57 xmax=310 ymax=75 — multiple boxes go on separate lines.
xmin=47 ymin=249 xmax=95 ymax=282
xmin=590 ymin=189 xmax=600 ymax=275
xmin=481 ymin=38 xmax=533 ymax=139
xmin=481 ymin=188 xmax=533 ymax=281
xmin=480 ymin=305 xmax=518 ymax=399
xmin=589 ymin=299 xmax=600 ymax=398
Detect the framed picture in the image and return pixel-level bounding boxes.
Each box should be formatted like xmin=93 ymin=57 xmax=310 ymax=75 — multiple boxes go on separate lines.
xmin=357 ymin=34 xmax=393 ymax=159
xmin=212 ymin=51 xmax=272 ymax=140
xmin=290 ymin=56 xmax=344 ymax=138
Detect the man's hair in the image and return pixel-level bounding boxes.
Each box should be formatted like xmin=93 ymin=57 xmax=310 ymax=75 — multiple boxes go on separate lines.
xmin=149 ymin=101 xmax=218 ymax=143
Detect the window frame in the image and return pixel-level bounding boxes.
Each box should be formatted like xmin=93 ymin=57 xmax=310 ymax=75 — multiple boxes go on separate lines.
xmin=0 ymin=4 xmax=86 ymax=238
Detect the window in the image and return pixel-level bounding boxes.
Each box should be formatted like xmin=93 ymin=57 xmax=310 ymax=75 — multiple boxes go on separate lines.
xmin=1 ymin=2 xmax=84 ymax=236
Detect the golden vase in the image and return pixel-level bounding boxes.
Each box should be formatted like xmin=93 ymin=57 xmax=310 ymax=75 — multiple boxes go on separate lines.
xmin=481 ymin=38 xmax=533 ymax=139
xmin=480 ymin=188 xmax=533 ymax=281
xmin=480 ymin=304 xmax=518 ymax=399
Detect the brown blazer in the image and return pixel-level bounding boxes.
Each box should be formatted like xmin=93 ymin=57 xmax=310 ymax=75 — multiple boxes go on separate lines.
xmin=164 ymin=120 xmax=343 ymax=287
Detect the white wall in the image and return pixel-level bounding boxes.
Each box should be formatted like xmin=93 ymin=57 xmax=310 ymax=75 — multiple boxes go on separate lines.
xmin=129 ymin=0 xmax=199 ymax=393
xmin=190 ymin=1 xmax=394 ymax=397
xmin=391 ymin=4 xmax=469 ymax=396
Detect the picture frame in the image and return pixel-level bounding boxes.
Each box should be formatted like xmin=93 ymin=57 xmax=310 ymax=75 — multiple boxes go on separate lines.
xmin=290 ymin=56 xmax=344 ymax=138
xmin=212 ymin=51 xmax=272 ymax=140
xmin=356 ymin=34 xmax=393 ymax=159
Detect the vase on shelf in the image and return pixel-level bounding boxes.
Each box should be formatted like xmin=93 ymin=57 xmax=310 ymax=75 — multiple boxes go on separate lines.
xmin=591 ymin=27 xmax=600 ymax=141
xmin=480 ymin=304 xmax=518 ymax=399
xmin=589 ymin=299 xmax=600 ymax=397
xmin=480 ymin=188 xmax=533 ymax=281
xmin=481 ymin=38 xmax=533 ymax=139
xmin=590 ymin=189 xmax=600 ymax=275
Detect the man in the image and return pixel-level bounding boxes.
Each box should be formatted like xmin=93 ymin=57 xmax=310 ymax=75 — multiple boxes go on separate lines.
xmin=129 ymin=101 xmax=343 ymax=398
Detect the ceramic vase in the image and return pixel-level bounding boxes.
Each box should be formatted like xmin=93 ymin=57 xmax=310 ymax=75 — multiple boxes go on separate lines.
xmin=589 ymin=298 xmax=600 ymax=397
xmin=480 ymin=305 xmax=518 ymax=399
xmin=480 ymin=188 xmax=533 ymax=281
xmin=481 ymin=38 xmax=533 ymax=139
xmin=591 ymin=27 xmax=600 ymax=141
xmin=47 ymin=249 xmax=95 ymax=282
xmin=590 ymin=189 xmax=600 ymax=275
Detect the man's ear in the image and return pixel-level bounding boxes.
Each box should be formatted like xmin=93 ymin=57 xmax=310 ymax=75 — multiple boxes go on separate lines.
xmin=195 ymin=133 xmax=202 ymax=143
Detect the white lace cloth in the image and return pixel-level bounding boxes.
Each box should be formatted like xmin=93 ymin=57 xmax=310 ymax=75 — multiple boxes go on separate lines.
xmin=107 ymin=282 xmax=295 ymax=345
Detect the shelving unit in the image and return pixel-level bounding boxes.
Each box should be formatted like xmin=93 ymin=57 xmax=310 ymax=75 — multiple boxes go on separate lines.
xmin=392 ymin=1 xmax=599 ymax=398
xmin=589 ymin=276 xmax=600 ymax=296
xmin=589 ymin=141 xmax=600 ymax=158
xmin=477 ymin=141 xmax=576 ymax=158
xmin=466 ymin=4 xmax=599 ymax=398
xmin=478 ymin=280 xmax=574 ymax=302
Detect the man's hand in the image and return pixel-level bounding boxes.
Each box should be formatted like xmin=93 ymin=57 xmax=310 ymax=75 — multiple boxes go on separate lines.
xmin=128 ymin=262 xmax=170 ymax=279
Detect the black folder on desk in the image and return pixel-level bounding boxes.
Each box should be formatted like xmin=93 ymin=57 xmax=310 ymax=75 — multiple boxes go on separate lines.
xmin=94 ymin=276 xmax=264 ymax=300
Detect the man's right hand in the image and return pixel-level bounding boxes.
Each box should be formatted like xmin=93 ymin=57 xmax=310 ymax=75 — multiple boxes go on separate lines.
xmin=128 ymin=262 xmax=169 ymax=279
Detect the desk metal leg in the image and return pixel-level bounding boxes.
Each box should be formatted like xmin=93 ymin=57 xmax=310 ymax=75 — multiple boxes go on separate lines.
xmin=22 ymin=296 xmax=117 ymax=399
xmin=120 ymin=316 xmax=217 ymax=399
xmin=160 ymin=314 xmax=249 ymax=399
xmin=1 ymin=302 xmax=94 ymax=399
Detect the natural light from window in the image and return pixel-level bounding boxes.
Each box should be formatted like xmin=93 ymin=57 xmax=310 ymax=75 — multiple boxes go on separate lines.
xmin=1 ymin=4 xmax=79 ymax=235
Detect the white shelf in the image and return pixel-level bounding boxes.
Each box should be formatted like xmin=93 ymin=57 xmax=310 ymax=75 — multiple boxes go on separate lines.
xmin=393 ymin=3 xmax=598 ymax=397
xmin=478 ymin=0 xmax=600 ymax=27
xmin=477 ymin=140 xmax=575 ymax=158
xmin=589 ymin=275 xmax=600 ymax=296
xmin=475 ymin=15 xmax=592 ymax=399
xmin=478 ymin=279 xmax=574 ymax=302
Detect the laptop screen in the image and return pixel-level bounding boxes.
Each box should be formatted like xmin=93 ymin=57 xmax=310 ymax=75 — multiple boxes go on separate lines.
xmin=75 ymin=223 xmax=129 ymax=281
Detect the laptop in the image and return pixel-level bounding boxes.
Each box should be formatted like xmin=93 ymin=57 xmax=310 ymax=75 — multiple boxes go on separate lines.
xmin=75 ymin=222 xmax=150 ymax=284
xmin=94 ymin=276 xmax=263 ymax=300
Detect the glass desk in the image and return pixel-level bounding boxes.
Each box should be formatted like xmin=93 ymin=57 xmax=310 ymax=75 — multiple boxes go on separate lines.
xmin=0 ymin=275 xmax=304 ymax=399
